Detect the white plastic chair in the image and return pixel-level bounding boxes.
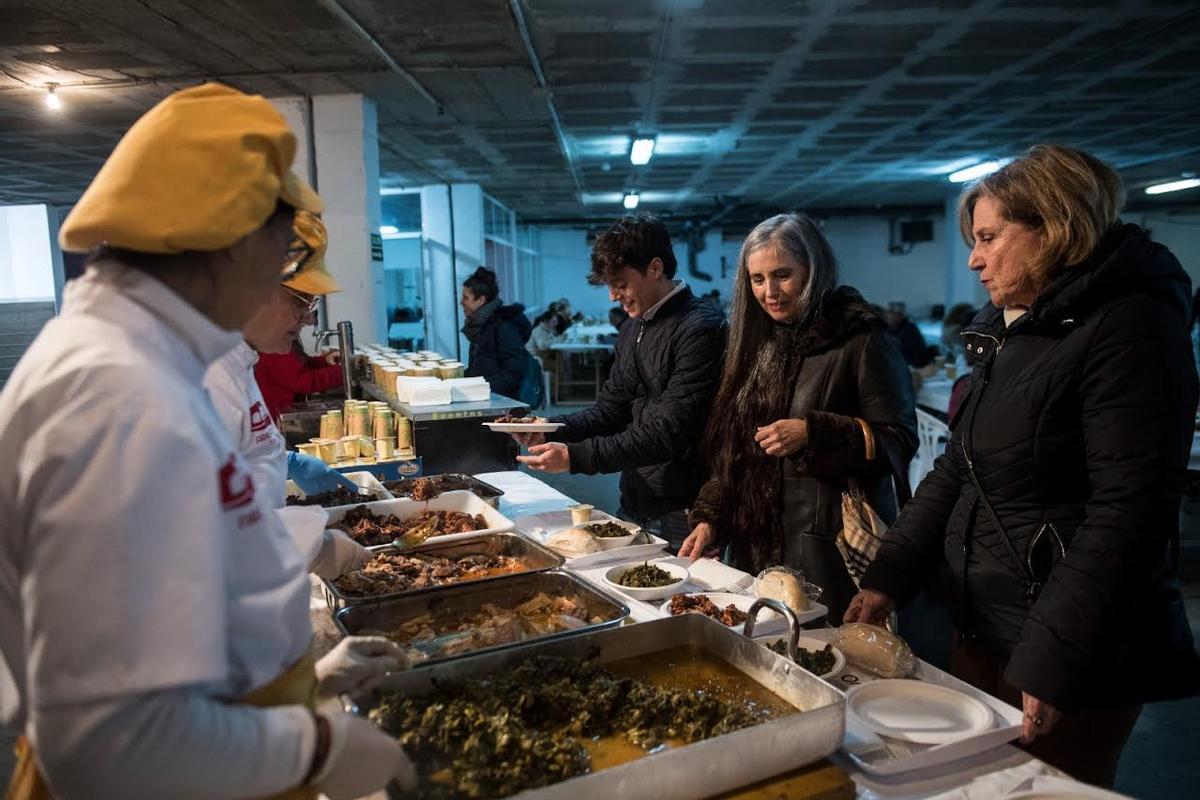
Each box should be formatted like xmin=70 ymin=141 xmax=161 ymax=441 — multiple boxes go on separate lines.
xmin=910 ymin=408 xmax=950 ymax=492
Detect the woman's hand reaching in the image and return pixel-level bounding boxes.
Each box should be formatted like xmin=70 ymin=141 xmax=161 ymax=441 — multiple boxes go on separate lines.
xmin=843 ymin=588 xmax=895 ymax=626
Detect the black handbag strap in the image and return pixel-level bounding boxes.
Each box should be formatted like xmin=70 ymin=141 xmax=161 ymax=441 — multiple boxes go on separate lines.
xmin=960 ymin=440 xmax=1037 ymax=588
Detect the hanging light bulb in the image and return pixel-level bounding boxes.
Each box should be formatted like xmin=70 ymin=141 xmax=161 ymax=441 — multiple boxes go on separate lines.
xmin=45 ymin=85 xmax=62 ymax=111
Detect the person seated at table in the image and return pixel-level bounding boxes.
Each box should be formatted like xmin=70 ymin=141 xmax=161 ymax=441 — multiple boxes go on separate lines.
xmin=597 ymin=306 xmax=629 ymax=345
xmin=845 ymin=144 xmax=1200 ymax=787
xmin=884 ymin=300 xmax=937 ymax=367
xmin=513 ymin=215 xmax=726 ymax=551
xmin=460 ymin=266 xmax=532 ymax=398
xmin=677 ymin=212 xmax=917 ymax=621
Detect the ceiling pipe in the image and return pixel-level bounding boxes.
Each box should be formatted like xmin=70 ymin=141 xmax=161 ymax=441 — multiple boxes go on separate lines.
xmin=317 ymin=0 xmax=444 ymax=114
xmin=507 ymin=0 xmax=585 ymax=199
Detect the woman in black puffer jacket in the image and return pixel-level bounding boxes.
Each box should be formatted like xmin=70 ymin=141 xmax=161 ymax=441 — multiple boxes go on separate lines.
xmin=847 ymin=145 xmax=1200 ymax=787
xmin=460 ymin=267 xmax=531 ymax=398
xmin=680 ymin=213 xmax=917 ymax=621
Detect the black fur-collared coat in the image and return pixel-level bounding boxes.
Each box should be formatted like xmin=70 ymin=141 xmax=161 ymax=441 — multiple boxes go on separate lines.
xmin=691 ymin=286 xmax=918 ymax=619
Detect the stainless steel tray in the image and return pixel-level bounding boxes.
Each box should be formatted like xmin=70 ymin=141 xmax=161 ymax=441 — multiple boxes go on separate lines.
xmin=382 ymin=473 xmax=505 ymax=508
xmin=333 ymin=570 xmax=629 ymax=666
xmin=354 ymin=614 xmax=845 ymax=800
xmin=322 ymin=531 xmax=564 ymax=609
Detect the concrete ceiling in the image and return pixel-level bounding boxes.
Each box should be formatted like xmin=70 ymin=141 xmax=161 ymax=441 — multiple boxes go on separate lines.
xmin=0 ymin=0 xmax=1198 ymax=225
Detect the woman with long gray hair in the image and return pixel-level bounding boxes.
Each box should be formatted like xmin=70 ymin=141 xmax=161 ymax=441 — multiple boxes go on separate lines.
xmin=680 ymin=212 xmax=917 ymax=619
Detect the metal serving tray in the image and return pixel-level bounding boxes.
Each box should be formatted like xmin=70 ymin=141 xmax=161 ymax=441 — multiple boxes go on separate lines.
xmin=354 ymin=614 xmax=845 ymax=800
xmin=333 ymin=570 xmax=629 ymax=666
xmin=382 ymin=473 xmax=505 ymax=508
xmin=322 ymin=531 xmax=564 ymax=609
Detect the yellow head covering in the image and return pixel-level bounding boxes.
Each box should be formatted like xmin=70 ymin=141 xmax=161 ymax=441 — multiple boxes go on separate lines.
xmin=284 ymin=211 xmax=341 ymax=295
xmin=59 ymin=82 xmax=322 ymax=254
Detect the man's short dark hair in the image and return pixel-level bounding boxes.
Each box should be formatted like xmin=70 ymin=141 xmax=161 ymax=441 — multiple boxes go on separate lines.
xmin=588 ymin=214 xmax=677 ymax=286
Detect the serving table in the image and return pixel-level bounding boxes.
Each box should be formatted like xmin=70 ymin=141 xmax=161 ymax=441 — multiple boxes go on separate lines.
xmin=310 ymin=470 xmax=1094 ymax=799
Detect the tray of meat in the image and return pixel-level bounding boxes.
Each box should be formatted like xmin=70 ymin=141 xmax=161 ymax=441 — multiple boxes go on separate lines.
xmin=322 ymin=532 xmax=564 ymax=609
xmin=483 ymin=414 xmax=564 ymax=433
xmin=333 ymin=570 xmax=629 ymax=666
xmin=325 ymin=490 xmax=515 ymax=547
xmin=382 ymin=474 xmax=505 ymax=508
xmin=284 ymin=471 xmax=392 ymax=508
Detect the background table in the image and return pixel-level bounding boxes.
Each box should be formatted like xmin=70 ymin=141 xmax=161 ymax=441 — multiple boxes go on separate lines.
xmin=549 ymin=341 xmax=614 ymax=404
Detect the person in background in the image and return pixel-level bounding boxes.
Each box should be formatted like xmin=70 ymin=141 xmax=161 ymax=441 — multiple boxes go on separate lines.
xmin=460 ymin=266 xmax=532 ymax=398
xmin=256 ymin=285 xmax=345 ymax=422
xmin=846 ymin=144 xmax=1200 ymax=786
xmin=598 ymin=306 xmax=629 ymax=345
xmin=0 ymin=83 xmax=413 ymax=800
xmin=205 ymin=210 xmax=369 ymax=580
xmin=527 ymin=306 xmax=564 ymax=357
xmin=940 ymin=302 xmax=980 ymax=420
xmin=514 ymin=214 xmax=726 ymax=551
xmin=678 ymin=213 xmax=917 ymax=620
xmin=884 ymin=300 xmax=936 ymax=367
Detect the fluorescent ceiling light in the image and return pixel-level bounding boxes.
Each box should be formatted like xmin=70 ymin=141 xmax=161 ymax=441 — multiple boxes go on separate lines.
xmin=572 ymin=135 xmax=632 ymax=158
xmin=630 ymin=137 xmax=656 ymax=165
xmin=948 ymin=160 xmax=1009 ymax=183
xmin=1144 ymin=178 xmax=1200 ymax=195
xmin=380 ymin=225 xmax=399 ymax=234
xmin=623 ymin=193 xmax=640 ymax=210
xmin=44 ymin=85 xmax=61 ymax=111
xmin=580 ymin=192 xmax=624 ymax=205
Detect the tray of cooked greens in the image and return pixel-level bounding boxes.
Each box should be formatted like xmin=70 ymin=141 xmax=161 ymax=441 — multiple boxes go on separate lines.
xmin=350 ymin=613 xmax=844 ymax=800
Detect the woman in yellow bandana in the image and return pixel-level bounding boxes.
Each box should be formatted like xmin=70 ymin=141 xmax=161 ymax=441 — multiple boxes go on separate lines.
xmin=0 ymin=84 xmax=414 ymax=799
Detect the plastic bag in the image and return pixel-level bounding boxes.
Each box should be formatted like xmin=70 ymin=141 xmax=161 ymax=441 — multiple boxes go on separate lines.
xmin=833 ymin=622 xmax=916 ymax=678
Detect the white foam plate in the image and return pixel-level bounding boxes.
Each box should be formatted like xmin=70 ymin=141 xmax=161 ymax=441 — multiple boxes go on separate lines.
xmin=659 ymin=591 xmax=784 ymax=633
xmin=483 ymin=421 xmax=565 ymax=433
xmin=846 ymin=678 xmax=994 ymax=745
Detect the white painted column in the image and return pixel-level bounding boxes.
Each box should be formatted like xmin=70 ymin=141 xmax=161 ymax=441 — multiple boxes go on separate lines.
xmin=311 ymin=94 xmax=386 ymax=345
xmin=268 ymin=96 xmax=315 ymax=188
xmin=419 ymin=183 xmax=484 ymax=360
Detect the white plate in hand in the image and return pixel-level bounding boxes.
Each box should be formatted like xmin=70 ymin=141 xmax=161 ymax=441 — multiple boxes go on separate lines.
xmin=846 ymin=679 xmax=994 ymax=745
xmin=482 ymin=421 xmax=564 ymax=433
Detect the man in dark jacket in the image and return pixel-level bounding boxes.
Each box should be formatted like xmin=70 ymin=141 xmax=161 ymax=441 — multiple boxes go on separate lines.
xmin=515 ymin=215 xmax=726 ymax=549
xmin=884 ymin=301 xmax=935 ymax=367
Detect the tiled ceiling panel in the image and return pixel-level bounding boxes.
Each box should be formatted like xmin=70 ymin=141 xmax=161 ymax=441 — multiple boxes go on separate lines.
xmin=0 ymin=0 xmax=1195 ymax=222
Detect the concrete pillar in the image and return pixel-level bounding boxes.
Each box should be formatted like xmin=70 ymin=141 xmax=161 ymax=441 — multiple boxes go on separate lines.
xmin=419 ymin=183 xmax=485 ymax=360
xmin=312 ymin=95 xmax=386 ymax=345
xmin=271 ymin=94 xmax=385 ymax=345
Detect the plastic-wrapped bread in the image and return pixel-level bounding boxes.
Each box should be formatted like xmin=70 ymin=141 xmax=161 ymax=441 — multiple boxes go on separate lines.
xmin=546 ymin=527 xmax=602 ymax=557
xmin=756 ymin=567 xmax=809 ymax=613
xmin=833 ymin=623 xmax=916 ymax=678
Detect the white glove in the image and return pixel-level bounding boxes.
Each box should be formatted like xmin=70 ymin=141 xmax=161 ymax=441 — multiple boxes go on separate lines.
xmin=314 ymin=712 xmax=418 ymax=800
xmin=316 ymin=636 xmax=407 ymax=697
xmin=309 ymin=529 xmax=370 ymax=579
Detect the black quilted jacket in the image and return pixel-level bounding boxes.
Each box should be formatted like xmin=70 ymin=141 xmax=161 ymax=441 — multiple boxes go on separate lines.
xmin=550 ymin=286 xmax=726 ymax=519
xmin=862 ymin=223 xmax=1200 ymax=710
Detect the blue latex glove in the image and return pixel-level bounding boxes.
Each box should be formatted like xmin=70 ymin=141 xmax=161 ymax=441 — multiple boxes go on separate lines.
xmin=287 ymin=452 xmax=358 ymax=495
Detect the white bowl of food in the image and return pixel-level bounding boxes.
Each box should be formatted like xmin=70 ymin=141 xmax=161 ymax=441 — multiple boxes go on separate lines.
xmin=603 ymin=561 xmax=690 ymax=601
xmin=760 ymin=636 xmax=846 ymax=681
xmin=575 ymin=519 xmax=639 ymax=550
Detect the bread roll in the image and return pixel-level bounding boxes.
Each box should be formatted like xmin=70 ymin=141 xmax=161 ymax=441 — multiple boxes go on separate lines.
xmin=757 ymin=570 xmax=809 ymax=613
xmin=833 ymin=623 xmax=915 ymax=678
xmin=546 ymin=527 xmax=601 ymax=556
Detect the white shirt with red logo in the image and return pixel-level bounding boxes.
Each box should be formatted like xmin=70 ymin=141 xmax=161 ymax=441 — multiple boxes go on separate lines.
xmin=205 ymin=341 xmax=288 ymax=507
xmin=0 ymin=262 xmax=312 ymax=731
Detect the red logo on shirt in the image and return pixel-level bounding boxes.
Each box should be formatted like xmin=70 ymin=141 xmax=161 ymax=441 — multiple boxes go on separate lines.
xmin=249 ymin=401 xmax=272 ymax=433
xmin=218 ymin=454 xmax=256 ymax=510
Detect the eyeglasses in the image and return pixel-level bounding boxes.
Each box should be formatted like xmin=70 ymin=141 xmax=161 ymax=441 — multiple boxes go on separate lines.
xmin=282 ymin=285 xmax=319 ymax=315
xmin=280 ymin=239 xmax=314 ymax=282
